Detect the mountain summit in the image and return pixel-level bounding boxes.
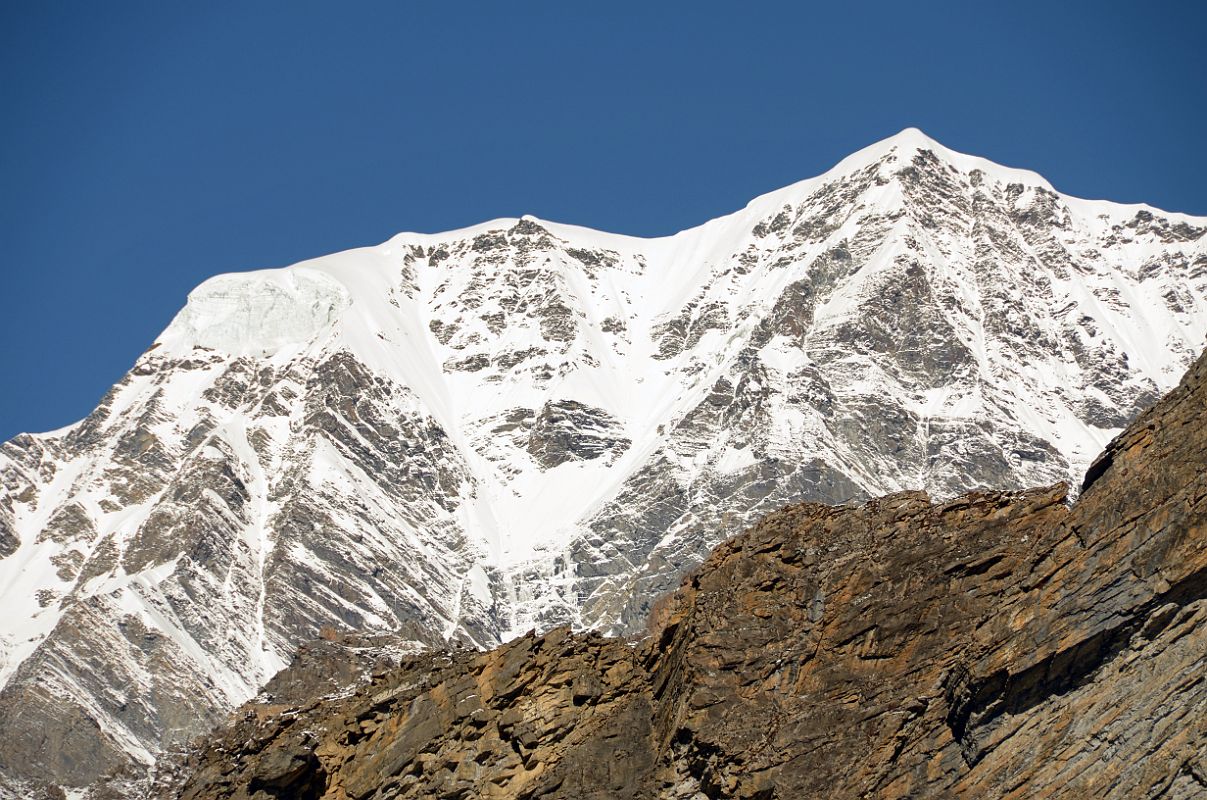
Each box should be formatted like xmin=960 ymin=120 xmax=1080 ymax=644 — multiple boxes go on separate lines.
xmin=1 ymin=131 xmax=1205 ymax=793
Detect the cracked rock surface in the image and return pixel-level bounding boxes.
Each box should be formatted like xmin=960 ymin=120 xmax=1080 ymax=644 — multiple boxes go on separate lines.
xmin=159 ymin=347 xmax=1207 ymax=799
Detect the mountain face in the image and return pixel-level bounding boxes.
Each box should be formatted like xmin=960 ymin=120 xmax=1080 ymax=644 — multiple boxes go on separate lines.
xmin=1 ymin=128 xmax=1205 ymax=793
xmin=160 ymin=343 xmax=1207 ymax=800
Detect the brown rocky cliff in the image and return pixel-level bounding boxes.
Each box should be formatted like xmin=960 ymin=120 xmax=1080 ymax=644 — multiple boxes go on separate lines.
xmin=160 ymin=349 xmax=1207 ymax=799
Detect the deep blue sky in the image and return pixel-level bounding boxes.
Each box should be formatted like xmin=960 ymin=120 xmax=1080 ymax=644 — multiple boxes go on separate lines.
xmin=2 ymin=1 xmax=1204 ymax=440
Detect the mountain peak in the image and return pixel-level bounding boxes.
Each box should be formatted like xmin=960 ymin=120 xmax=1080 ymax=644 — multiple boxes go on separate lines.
xmin=3 ymin=128 xmax=1206 ymax=795
xmin=823 ymin=126 xmax=1057 ymax=193
xmin=877 ymin=125 xmax=943 ymax=152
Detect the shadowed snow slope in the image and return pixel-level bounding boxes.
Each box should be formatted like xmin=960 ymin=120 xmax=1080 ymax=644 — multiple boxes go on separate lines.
xmin=1 ymin=128 xmax=1205 ymax=793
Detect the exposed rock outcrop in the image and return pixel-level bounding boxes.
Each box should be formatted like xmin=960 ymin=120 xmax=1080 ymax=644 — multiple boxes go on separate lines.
xmin=159 ymin=348 xmax=1207 ymax=798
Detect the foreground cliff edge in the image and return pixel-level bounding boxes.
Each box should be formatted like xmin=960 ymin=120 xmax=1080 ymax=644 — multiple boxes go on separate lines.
xmin=150 ymin=347 xmax=1207 ymax=799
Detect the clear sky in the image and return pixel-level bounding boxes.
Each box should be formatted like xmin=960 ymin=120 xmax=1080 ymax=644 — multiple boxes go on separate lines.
xmin=2 ymin=1 xmax=1204 ymax=440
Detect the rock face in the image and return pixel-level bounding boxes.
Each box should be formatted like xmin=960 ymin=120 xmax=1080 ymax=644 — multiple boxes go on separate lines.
xmin=2 ymin=128 xmax=1207 ymax=793
xmin=160 ymin=346 xmax=1207 ymax=800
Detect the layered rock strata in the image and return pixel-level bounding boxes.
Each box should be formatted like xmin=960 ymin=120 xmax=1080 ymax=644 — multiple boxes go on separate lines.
xmin=159 ymin=348 xmax=1207 ymax=799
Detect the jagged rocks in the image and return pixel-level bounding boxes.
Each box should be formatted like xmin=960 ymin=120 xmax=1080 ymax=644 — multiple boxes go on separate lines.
xmin=162 ymin=348 xmax=1207 ymax=799
xmin=527 ymin=401 xmax=631 ymax=468
xmin=162 ymin=631 xmax=658 ymax=800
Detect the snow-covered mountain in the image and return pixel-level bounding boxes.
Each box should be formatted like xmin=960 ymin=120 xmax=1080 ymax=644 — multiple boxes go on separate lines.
xmin=1 ymin=128 xmax=1205 ymax=792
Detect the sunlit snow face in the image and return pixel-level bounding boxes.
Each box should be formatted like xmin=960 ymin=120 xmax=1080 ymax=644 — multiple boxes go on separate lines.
xmin=162 ymin=267 xmax=351 ymax=357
